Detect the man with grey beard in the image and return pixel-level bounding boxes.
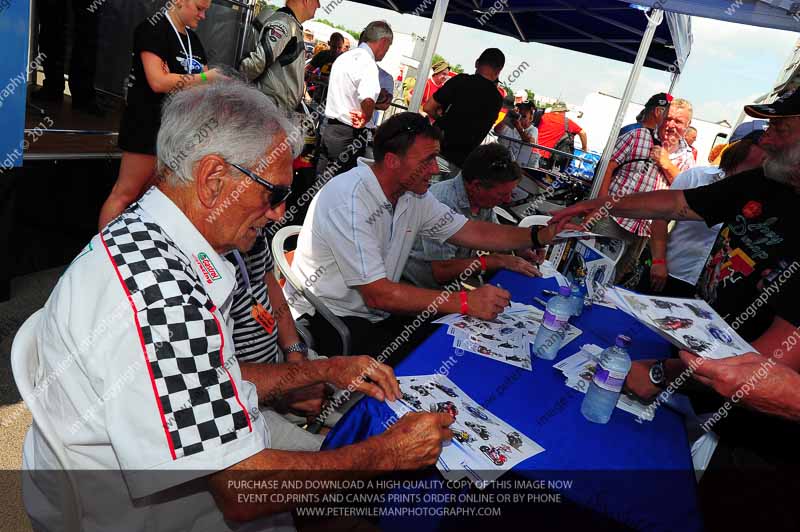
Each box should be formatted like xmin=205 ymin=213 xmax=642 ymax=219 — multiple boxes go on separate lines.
xmin=550 ymin=93 xmax=800 ymax=530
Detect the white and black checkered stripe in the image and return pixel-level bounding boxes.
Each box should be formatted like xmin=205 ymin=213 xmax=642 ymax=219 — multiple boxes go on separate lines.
xmin=225 ymin=234 xmax=280 ymax=363
xmin=101 ymin=208 xmax=252 ymax=459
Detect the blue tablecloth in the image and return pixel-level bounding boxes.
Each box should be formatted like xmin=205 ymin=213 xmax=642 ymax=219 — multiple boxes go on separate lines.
xmin=323 ymin=271 xmax=703 ymax=531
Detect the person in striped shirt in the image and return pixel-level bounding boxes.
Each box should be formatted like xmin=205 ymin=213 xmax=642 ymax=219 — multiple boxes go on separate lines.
xmin=591 ymin=95 xmax=695 ymax=283
xmin=225 ymin=231 xmax=326 ymax=451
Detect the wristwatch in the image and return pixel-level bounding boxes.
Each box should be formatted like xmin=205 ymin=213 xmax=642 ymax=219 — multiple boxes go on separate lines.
xmin=649 ymin=360 xmax=667 ymax=388
xmin=283 ymin=342 xmax=308 ymax=355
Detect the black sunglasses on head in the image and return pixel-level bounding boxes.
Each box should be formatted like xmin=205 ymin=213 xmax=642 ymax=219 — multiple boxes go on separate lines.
xmin=229 ymin=162 xmax=292 ymax=208
xmin=385 ymin=120 xmax=428 ymax=142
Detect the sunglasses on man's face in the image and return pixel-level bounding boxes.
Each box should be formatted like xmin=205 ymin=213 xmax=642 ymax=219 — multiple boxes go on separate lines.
xmin=229 ymin=162 xmax=292 ymax=208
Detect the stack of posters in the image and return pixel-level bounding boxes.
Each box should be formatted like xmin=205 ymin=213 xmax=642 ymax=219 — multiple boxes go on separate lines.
xmin=388 ymin=374 xmax=545 ymax=483
xmin=433 ymin=302 xmax=582 ymax=371
xmin=605 ymin=287 xmax=755 ymax=359
xmin=553 ymin=345 xmax=656 ymax=421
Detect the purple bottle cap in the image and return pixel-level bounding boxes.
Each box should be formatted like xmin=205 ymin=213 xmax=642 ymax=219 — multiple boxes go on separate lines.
xmin=558 ymin=285 xmax=571 ymax=297
xmin=616 ymin=335 xmax=631 ymax=348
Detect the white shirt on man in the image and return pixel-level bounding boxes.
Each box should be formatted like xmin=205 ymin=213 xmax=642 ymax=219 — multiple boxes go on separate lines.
xmin=324 ymin=43 xmax=382 ymax=128
xmin=287 ymin=159 xmax=468 ymax=323
xmin=666 ymin=166 xmax=725 ymax=285
xmin=21 ymin=188 xmax=292 ymax=531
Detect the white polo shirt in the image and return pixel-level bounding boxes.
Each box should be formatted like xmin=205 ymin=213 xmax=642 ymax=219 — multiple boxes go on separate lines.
xmin=666 ymin=166 xmax=725 ymax=285
xmin=21 ymin=188 xmax=292 ymax=531
xmin=287 ymin=159 xmax=468 ymax=323
xmin=324 ymin=43 xmax=381 ymax=128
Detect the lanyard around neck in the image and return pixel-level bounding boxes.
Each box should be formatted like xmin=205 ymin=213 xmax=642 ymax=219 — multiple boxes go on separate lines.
xmin=166 ymin=15 xmax=193 ymax=73
xmin=231 ymin=250 xmax=254 ymax=299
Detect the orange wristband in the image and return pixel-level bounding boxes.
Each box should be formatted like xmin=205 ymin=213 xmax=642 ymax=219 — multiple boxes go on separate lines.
xmin=459 ymin=290 xmax=469 ymax=315
xmin=479 ymin=255 xmax=488 ymax=273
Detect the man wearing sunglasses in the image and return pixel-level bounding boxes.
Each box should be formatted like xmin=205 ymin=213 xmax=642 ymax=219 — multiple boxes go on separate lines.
xmin=288 ymin=112 xmax=559 ymax=360
xmin=24 ymin=81 xmax=455 ymax=530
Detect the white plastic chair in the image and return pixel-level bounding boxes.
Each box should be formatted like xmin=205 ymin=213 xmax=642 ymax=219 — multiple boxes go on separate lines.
xmin=12 ymin=309 xmax=82 ymax=531
xmin=271 ymin=225 xmax=352 ymax=355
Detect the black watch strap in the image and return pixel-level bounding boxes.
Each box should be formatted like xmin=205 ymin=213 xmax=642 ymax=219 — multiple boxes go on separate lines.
xmin=530 ymin=226 xmax=542 ymax=248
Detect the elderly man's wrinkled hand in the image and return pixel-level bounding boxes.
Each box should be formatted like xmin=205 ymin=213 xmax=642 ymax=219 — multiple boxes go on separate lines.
xmin=379 ymin=412 xmax=453 ymax=470
xmin=323 ymin=356 xmax=401 ymax=402
xmin=677 ymin=350 xmax=765 ymax=398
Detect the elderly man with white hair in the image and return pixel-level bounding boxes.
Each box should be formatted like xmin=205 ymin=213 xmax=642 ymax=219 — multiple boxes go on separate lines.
xmin=22 ymin=80 xmax=453 ymax=531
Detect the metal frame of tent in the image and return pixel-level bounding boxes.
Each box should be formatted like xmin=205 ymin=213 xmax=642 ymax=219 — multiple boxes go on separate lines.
xmin=338 ymin=0 xmax=692 ymax=200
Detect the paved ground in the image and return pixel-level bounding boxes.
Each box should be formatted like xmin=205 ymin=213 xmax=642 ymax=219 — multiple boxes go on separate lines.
xmin=1 ymin=266 xmax=65 ymax=532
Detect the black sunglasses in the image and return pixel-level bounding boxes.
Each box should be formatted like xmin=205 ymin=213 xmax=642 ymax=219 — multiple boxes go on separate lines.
xmin=385 ymin=121 xmax=427 ymax=143
xmin=229 ymin=162 xmax=292 ymax=208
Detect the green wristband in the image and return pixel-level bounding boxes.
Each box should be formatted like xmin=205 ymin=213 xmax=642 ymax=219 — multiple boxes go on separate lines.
xmin=200 ymin=71 xmax=208 ymax=83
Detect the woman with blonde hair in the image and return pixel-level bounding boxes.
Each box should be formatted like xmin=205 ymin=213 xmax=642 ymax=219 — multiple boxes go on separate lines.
xmin=98 ymin=0 xmax=223 ymax=229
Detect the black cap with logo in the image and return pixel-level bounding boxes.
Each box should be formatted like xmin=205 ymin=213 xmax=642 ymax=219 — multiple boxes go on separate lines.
xmin=644 ymin=92 xmax=673 ymax=110
xmin=745 ymin=88 xmax=800 ymax=119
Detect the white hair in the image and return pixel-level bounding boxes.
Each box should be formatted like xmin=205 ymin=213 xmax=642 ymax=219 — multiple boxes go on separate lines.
xmin=361 ymin=20 xmax=393 ymax=43
xmin=156 ymin=79 xmax=301 ymax=186
xmin=671 ymin=97 xmax=694 ymax=120
xmin=763 ymin=141 xmax=800 ymax=191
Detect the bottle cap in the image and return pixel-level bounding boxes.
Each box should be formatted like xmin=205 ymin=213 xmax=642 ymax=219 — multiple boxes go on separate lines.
xmin=558 ymin=286 xmax=571 ymax=297
xmin=615 ymin=335 xmax=631 ymax=348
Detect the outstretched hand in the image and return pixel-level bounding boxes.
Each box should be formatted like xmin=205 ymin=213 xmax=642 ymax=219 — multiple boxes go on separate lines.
xmin=548 ymin=198 xmax=608 ymax=235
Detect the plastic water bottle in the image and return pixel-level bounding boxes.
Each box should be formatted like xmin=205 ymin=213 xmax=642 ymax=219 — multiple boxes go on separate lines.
xmin=581 ymin=335 xmax=632 ymax=424
xmin=568 ymin=278 xmax=586 ymax=317
xmin=533 ymin=286 xmax=573 ymax=360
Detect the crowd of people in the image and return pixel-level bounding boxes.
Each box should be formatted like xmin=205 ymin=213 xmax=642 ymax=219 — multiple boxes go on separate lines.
xmin=20 ymin=0 xmax=800 ymax=531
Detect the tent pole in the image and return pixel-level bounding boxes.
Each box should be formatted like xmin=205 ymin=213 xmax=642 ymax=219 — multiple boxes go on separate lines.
xmin=407 ymin=0 xmax=450 ymax=113
xmin=589 ymin=8 xmax=664 ymax=199
xmin=668 ymin=71 xmax=680 ymax=93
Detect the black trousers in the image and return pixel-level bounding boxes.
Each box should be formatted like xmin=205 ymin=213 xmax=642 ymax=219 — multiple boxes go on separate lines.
xmin=696 ymin=403 xmax=800 ymax=532
xmin=303 ymin=312 xmax=438 ymax=367
xmin=37 ymin=0 xmax=98 ymax=101
xmin=318 ymin=121 xmax=369 ymax=178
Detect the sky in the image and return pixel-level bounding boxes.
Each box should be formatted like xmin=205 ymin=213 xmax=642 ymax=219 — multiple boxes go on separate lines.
xmin=318 ymin=2 xmax=799 ymax=125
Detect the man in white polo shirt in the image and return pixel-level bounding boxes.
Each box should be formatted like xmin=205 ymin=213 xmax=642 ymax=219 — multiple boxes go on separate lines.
xmin=21 ymin=81 xmax=454 ymax=531
xmin=289 ymin=112 xmax=558 ymax=360
xmin=319 ymin=20 xmax=392 ymax=177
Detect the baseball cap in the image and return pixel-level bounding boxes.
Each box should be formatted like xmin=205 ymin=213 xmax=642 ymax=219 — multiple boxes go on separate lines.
xmin=644 ymin=92 xmax=673 ymax=109
xmin=744 ymin=88 xmax=800 ymax=118
xmin=729 ymin=120 xmax=768 ymax=143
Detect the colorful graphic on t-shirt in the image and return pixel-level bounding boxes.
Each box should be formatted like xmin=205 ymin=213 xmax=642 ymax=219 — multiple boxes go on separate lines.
xmin=699 ymin=209 xmax=784 ymax=305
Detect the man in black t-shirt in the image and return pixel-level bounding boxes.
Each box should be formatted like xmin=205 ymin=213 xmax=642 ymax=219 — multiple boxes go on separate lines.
xmin=549 ymin=94 xmax=800 ymax=528
xmin=422 ymin=48 xmax=504 ymax=173
xmin=550 ymin=91 xmax=800 ymax=384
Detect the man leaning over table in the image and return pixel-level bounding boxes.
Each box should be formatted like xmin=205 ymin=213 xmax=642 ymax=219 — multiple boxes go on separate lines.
xmin=21 ymin=80 xmax=454 ymax=531
xmin=548 ymin=93 xmax=800 ymax=528
xmin=287 ymin=112 xmax=559 ymax=360
xmin=403 ymin=142 xmax=543 ymax=290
